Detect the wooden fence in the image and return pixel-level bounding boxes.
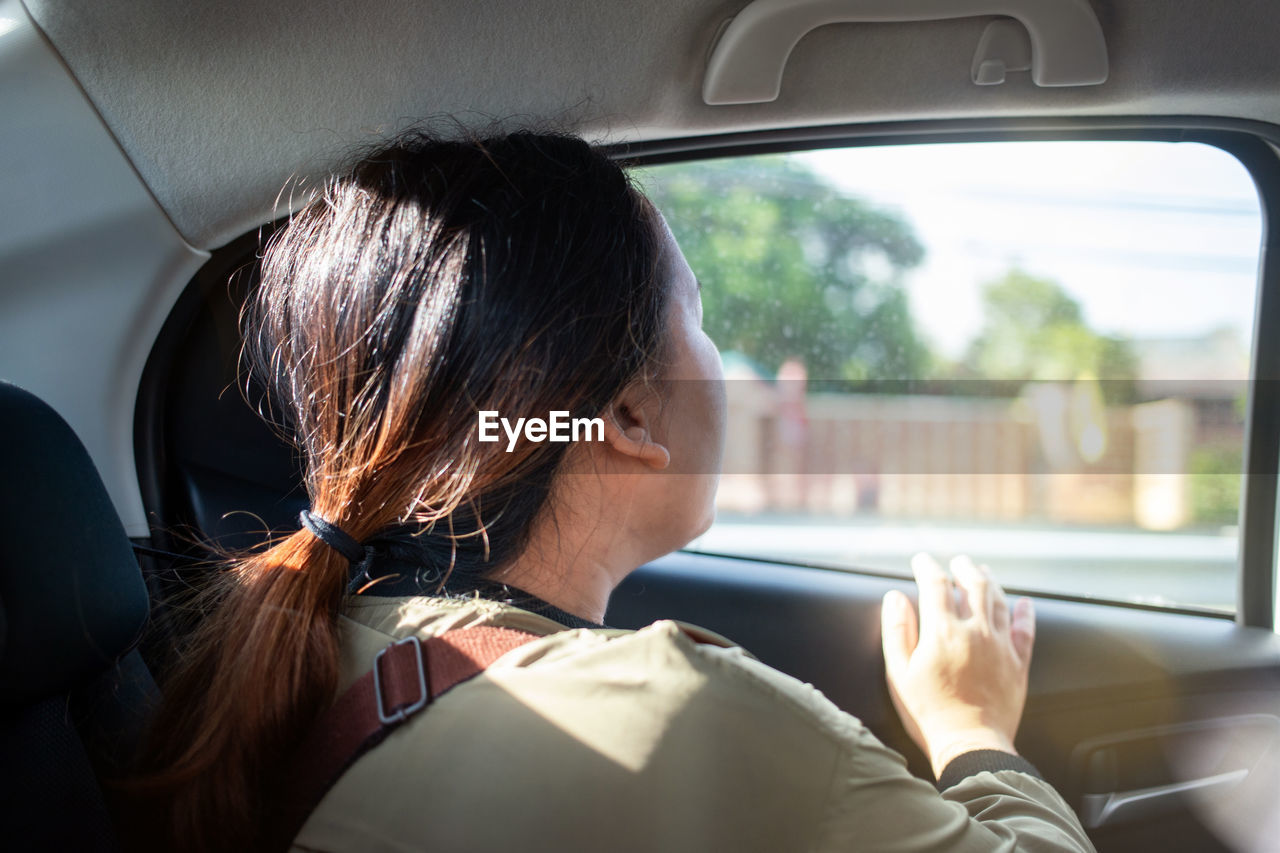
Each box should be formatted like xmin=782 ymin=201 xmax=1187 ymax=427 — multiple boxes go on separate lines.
xmin=715 ymin=381 xmax=1212 ymax=530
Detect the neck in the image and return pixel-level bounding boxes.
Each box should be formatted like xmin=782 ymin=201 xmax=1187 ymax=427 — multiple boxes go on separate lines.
xmin=487 ymin=558 xmax=615 ymax=625
xmin=485 ymin=496 xmax=646 ymax=626
xmin=487 ymin=448 xmax=676 ymax=625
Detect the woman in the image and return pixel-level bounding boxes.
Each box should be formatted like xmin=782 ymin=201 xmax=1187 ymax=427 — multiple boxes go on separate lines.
xmin=138 ymin=131 xmax=1094 ymax=852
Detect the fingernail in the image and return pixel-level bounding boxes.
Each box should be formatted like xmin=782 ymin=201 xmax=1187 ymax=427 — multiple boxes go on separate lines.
xmin=911 ymin=552 xmax=937 ymax=570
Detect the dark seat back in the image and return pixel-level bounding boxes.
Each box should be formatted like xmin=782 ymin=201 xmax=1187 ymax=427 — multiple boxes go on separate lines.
xmin=0 ymin=382 xmax=156 ymax=851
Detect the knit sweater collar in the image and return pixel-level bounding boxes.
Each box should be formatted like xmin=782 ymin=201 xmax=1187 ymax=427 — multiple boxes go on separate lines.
xmin=346 ymin=532 xmax=607 ymax=630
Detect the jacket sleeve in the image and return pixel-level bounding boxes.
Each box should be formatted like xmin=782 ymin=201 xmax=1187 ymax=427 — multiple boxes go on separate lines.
xmin=809 ymin=723 xmax=1097 ymax=853
xmin=686 ymin=632 xmax=1095 ymax=853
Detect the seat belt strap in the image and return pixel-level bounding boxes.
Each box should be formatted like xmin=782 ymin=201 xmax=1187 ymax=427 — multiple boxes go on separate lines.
xmin=269 ymin=625 xmax=541 ymax=852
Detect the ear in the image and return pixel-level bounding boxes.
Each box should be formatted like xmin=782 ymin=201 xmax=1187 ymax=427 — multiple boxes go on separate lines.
xmin=600 ymin=392 xmax=670 ymax=470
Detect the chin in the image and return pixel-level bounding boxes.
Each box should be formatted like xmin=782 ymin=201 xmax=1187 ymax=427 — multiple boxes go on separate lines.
xmin=690 ymin=503 xmax=717 ymax=541
xmin=658 ymin=510 xmax=715 ymax=559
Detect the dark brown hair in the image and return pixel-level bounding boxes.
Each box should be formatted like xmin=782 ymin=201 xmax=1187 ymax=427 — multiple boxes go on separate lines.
xmin=136 ymin=130 xmax=668 ymax=851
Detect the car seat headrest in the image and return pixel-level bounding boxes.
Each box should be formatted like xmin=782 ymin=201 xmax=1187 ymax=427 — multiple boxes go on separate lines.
xmin=0 ymin=382 xmax=149 ymax=708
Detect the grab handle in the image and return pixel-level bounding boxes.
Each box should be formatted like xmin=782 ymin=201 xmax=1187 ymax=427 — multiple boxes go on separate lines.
xmin=703 ymin=0 xmax=1108 ymax=104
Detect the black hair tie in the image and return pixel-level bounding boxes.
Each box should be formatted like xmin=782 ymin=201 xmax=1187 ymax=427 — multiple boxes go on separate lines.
xmin=298 ymin=509 xmax=366 ymax=564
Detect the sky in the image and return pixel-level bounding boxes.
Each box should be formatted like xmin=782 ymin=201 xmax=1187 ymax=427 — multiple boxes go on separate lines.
xmin=793 ymin=140 xmax=1262 ymax=371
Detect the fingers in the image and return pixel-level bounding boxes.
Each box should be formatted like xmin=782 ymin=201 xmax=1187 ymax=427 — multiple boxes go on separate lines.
xmin=985 ymin=563 xmax=1011 ymax=633
xmin=881 ymin=589 xmax=918 ymax=681
xmin=911 ymin=552 xmax=953 ymax=627
xmin=950 ymin=556 xmax=1012 ymax=634
xmin=912 ymin=553 xmax=1023 ymax=645
xmin=1010 ymin=596 xmax=1036 ymax=666
xmin=949 ymin=555 xmax=991 ymax=624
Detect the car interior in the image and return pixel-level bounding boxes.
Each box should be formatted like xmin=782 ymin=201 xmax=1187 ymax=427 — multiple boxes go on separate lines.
xmin=4 ymin=0 xmax=1280 ymax=850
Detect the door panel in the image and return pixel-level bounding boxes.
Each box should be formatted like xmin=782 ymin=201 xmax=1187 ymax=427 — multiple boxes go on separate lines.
xmin=608 ymin=552 xmax=1280 ymax=852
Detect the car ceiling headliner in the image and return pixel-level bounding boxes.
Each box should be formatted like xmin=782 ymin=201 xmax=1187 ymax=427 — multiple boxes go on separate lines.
xmin=23 ymin=0 xmax=1280 ymax=250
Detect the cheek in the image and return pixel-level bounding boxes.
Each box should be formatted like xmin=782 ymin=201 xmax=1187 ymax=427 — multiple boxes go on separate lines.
xmin=701 ymin=339 xmax=727 ymax=423
xmin=695 ymin=343 xmax=728 ymax=466
xmin=707 ymin=370 xmax=727 ymax=446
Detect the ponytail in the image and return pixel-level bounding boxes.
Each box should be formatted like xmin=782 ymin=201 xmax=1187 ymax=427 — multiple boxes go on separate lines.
xmin=132 ymin=129 xmax=666 ymax=852
xmin=134 ymin=528 xmax=351 ymax=851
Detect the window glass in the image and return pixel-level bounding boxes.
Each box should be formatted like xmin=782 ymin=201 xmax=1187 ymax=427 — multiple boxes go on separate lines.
xmin=636 ymin=141 xmax=1261 ymax=612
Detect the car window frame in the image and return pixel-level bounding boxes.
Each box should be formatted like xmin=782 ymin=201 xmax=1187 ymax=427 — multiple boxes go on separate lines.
xmin=607 ymin=117 xmax=1280 ymax=630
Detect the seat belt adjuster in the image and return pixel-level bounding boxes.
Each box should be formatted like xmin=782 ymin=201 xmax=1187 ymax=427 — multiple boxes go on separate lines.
xmin=372 ymin=635 xmax=428 ymax=724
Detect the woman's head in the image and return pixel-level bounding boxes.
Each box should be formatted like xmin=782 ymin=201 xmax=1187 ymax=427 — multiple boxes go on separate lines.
xmin=251 ymin=131 xmax=673 ymax=569
xmin=140 ymin=129 xmax=723 ymax=850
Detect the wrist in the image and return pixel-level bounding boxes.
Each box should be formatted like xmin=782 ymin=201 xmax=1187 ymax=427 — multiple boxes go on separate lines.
xmin=925 ymin=728 xmax=1017 ymax=780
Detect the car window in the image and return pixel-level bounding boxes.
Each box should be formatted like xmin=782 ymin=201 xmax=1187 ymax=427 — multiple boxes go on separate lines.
xmin=635 ymin=140 xmax=1261 ymax=613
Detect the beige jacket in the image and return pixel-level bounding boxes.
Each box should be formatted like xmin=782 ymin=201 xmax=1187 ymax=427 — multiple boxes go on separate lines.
xmin=292 ymin=594 xmax=1096 ymax=853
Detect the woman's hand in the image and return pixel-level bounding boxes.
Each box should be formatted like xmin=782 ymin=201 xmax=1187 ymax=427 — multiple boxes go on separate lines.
xmin=880 ymin=552 xmax=1036 ymax=780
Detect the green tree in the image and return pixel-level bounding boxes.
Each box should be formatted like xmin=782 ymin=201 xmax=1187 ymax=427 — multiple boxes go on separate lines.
xmin=1188 ymin=445 xmax=1242 ymax=526
xmin=963 ymin=268 xmax=1137 ymax=400
xmin=638 ymin=156 xmax=928 ymax=381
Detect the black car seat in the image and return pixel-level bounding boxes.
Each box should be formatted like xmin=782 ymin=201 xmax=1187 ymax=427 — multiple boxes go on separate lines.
xmin=0 ymin=381 xmax=158 ymax=851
